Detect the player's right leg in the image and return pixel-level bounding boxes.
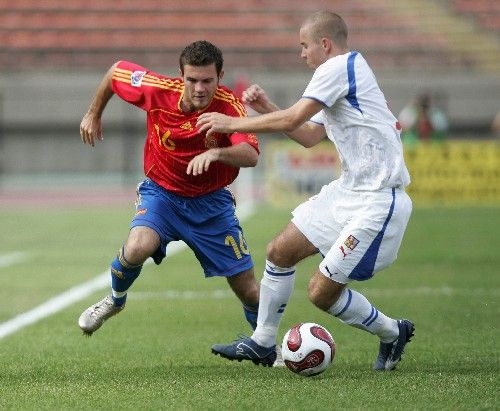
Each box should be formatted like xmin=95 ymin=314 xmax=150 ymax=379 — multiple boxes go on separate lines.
xmin=78 ymin=180 xmax=167 ymax=336
xmin=78 ymin=226 xmax=160 ymax=335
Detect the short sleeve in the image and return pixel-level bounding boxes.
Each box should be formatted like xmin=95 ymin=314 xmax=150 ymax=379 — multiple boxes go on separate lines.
xmin=111 ymin=60 xmax=156 ymax=111
xmin=229 ymin=132 xmax=260 ymax=153
xmin=302 ymin=59 xmax=348 ymax=108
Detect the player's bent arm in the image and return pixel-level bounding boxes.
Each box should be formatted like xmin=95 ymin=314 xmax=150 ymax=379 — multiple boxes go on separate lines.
xmin=186 ymin=143 xmax=258 ymax=176
xmin=285 ymin=121 xmax=326 ymax=148
xmin=244 ymin=88 xmax=326 ymax=147
xmin=216 ymin=142 xmax=259 ymax=168
xmin=80 ymin=62 xmax=118 ymax=146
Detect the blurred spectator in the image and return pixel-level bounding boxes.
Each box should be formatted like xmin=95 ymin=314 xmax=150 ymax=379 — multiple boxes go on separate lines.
xmin=398 ymin=92 xmax=449 ymax=146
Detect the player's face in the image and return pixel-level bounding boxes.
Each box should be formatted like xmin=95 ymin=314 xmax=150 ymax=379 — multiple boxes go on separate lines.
xmin=181 ymin=64 xmax=223 ymax=112
xmin=299 ymin=26 xmax=326 ymax=69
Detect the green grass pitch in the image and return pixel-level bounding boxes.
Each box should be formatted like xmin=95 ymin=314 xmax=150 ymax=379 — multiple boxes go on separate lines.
xmin=0 ymin=204 xmax=498 ymax=410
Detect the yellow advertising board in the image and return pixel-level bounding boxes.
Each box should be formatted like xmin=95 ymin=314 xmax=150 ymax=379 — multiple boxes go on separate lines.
xmin=265 ymin=140 xmax=500 ymax=205
xmin=404 ymin=140 xmax=500 ymax=204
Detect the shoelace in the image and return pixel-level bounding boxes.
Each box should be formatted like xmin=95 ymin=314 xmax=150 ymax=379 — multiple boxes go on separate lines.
xmin=90 ymin=298 xmax=113 ymax=317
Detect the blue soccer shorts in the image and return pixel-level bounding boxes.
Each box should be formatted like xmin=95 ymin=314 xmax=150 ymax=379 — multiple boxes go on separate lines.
xmin=130 ymin=179 xmax=253 ymax=278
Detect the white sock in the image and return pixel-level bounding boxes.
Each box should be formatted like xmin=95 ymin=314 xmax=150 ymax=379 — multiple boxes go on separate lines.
xmin=251 ymin=260 xmax=296 ymax=347
xmin=328 ymin=288 xmax=398 ymax=342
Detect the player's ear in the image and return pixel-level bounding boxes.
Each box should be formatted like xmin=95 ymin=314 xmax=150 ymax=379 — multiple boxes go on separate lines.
xmin=218 ymin=69 xmax=224 ymax=82
xmin=321 ymin=37 xmax=331 ymax=53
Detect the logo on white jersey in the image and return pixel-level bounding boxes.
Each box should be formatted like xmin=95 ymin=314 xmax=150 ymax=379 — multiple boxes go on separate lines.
xmin=131 ymin=70 xmax=147 ymax=87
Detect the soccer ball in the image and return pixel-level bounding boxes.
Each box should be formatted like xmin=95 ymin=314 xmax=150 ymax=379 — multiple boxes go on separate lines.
xmin=281 ymin=322 xmax=336 ymax=376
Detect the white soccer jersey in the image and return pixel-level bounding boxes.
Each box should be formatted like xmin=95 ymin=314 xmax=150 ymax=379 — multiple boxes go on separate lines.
xmin=304 ymin=51 xmax=410 ymax=191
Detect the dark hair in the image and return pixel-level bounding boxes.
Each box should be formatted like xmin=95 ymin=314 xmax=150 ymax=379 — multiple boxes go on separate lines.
xmin=179 ymin=40 xmax=224 ymax=76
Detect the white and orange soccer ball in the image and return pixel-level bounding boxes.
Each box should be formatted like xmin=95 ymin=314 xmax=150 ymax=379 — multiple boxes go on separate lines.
xmin=281 ymin=322 xmax=336 ymax=376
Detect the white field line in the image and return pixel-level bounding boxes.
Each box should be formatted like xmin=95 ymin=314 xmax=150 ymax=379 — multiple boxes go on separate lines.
xmin=358 ymin=286 xmax=500 ymax=298
xmin=0 ymin=205 xmax=255 ymax=340
xmin=0 ymin=252 xmax=28 ymax=269
xmin=129 ymin=286 xmax=500 ymax=301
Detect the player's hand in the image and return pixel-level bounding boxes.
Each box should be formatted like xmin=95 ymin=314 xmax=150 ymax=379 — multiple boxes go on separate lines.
xmin=80 ymin=112 xmax=104 ymax=147
xmin=242 ymin=84 xmax=275 ymax=114
xmin=196 ymin=113 xmax=233 ymax=137
xmin=186 ymin=149 xmax=221 ymax=176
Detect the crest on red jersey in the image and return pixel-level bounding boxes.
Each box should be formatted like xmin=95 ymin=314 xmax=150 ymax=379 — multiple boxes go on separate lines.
xmin=205 ymin=135 xmax=218 ymax=149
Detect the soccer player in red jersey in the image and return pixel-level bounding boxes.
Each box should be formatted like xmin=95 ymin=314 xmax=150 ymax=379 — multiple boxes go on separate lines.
xmin=78 ymin=41 xmax=261 ymax=341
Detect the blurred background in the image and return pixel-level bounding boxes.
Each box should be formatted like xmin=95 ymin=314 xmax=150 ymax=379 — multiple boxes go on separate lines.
xmin=0 ymin=0 xmax=498 ymax=207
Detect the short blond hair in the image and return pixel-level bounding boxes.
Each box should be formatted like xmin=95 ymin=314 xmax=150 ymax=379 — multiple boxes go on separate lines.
xmin=302 ymin=11 xmax=348 ymax=46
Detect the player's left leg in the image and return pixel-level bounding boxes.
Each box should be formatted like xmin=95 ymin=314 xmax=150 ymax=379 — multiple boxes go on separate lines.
xmin=181 ymin=187 xmax=259 ymax=332
xmin=309 ymin=271 xmax=414 ymax=371
xmin=226 ymin=268 xmax=259 ymax=330
xmin=211 ymin=222 xmax=318 ymax=367
xmin=310 ymin=191 xmax=414 ymax=370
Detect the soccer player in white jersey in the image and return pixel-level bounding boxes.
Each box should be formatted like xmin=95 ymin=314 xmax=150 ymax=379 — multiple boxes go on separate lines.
xmin=197 ymin=11 xmax=414 ymax=371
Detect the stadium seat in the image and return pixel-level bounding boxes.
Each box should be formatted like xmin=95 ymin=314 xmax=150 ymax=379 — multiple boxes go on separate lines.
xmin=0 ymin=0 xmax=491 ymax=71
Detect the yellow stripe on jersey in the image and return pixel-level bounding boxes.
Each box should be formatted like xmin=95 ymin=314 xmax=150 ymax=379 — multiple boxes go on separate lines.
xmin=215 ymin=89 xmax=247 ymax=114
xmin=114 ymin=67 xmax=182 ymax=88
xmin=112 ymin=75 xmax=184 ymax=94
xmin=113 ymin=68 xmax=184 ymax=93
xmin=143 ymin=74 xmax=183 ymax=90
xmin=216 ymin=87 xmax=239 ymax=100
xmin=112 ymin=72 xmax=133 ymax=82
xmin=214 ymin=89 xmax=247 ymax=117
xmin=141 ymin=80 xmax=184 ymax=93
xmin=150 ymin=107 xmax=187 ymax=118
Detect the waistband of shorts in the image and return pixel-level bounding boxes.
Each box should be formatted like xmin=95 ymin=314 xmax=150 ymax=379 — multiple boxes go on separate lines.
xmin=144 ymin=178 xmax=230 ymax=200
xmin=332 ymin=180 xmax=406 ymax=194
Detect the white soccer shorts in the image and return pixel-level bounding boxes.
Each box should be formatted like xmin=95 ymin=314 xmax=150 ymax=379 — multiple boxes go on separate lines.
xmin=291 ymin=180 xmax=412 ymax=284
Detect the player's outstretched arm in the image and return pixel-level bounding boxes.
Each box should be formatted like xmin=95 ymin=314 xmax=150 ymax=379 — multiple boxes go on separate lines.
xmin=197 ymin=98 xmax=326 ymax=148
xmin=80 ymin=62 xmax=118 ymax=147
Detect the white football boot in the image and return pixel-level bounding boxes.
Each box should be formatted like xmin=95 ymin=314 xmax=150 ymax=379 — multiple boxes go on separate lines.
xmin=78 ymin=295 xmax=125 ymax=335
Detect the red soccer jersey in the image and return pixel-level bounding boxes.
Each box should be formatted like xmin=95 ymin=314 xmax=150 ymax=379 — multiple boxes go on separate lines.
xmin=111 ymin=60 xmax=259 ymax=197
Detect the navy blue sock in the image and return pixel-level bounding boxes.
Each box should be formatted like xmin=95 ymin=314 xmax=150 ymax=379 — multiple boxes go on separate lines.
xmin=110 ymin=247 xmax=142 ymax=306
xmin=243 ymin=303 xmax=259 ymax=330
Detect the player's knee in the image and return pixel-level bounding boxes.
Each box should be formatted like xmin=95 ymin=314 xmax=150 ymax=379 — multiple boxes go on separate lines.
xmin=266 ymin=238 xmax=292 ymax=267
xmin=308 ymin=279 xmax=330 ymax=311
xmin=308 ymin=273 xmax=344 ymax=312
xmin=125 ymin=228 xmax=160 ymax=264
xmin=124 ymin=237 xmax=155 ymax=265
